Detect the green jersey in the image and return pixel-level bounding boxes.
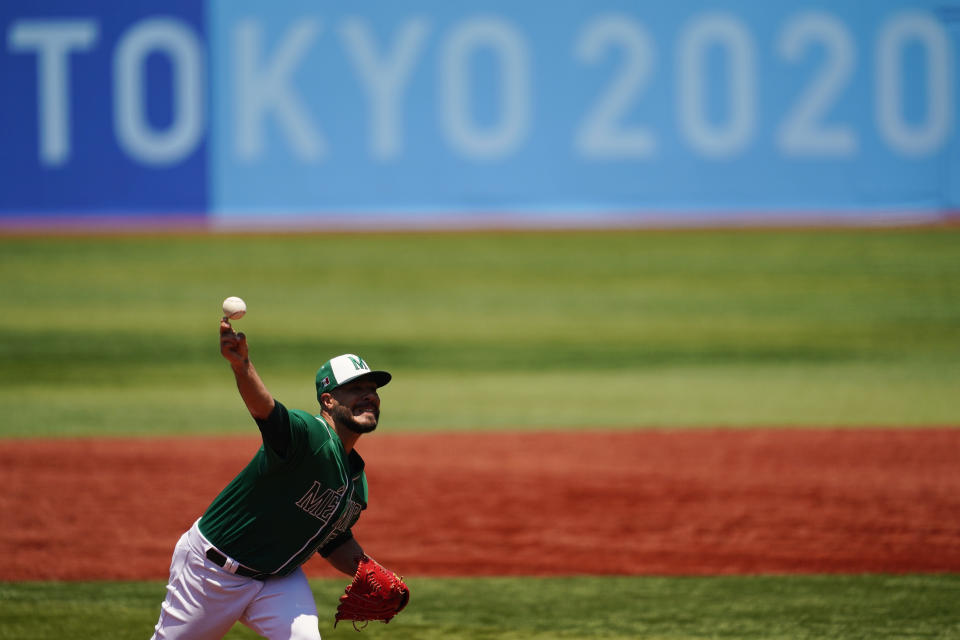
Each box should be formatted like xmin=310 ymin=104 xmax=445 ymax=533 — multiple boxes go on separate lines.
xmin=198 ymin=401 xmax=368 ymax=576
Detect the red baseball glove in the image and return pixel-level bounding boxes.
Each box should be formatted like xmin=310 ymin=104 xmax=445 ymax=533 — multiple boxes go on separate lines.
xmin=334 ymin=555 xmax=410 ymax=630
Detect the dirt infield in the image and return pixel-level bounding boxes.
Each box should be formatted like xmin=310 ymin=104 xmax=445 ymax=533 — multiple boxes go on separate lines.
xmin=1 ymin=428 xmax=958 ymax=581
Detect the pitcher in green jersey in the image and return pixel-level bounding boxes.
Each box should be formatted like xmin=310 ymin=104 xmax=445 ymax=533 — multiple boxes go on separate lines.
xmin=150 ymin=317 xmax=403 ymax=640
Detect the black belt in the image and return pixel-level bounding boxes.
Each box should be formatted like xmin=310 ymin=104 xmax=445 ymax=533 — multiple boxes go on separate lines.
xmin=205 ymin=548 xmax=271 ymax=580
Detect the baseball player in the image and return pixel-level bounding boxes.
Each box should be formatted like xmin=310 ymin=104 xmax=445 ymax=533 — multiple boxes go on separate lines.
xmin=150 ymin=318 xmax=408 ymax=640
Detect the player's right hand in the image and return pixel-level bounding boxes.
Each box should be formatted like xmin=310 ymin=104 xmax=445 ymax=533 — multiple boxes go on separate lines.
xmin=220 ymin=318 xmax=249 ymax=368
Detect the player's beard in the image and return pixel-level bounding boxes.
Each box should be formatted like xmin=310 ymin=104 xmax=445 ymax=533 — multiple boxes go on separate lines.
xmin=331 ymin=403 xmax=379 ymax=434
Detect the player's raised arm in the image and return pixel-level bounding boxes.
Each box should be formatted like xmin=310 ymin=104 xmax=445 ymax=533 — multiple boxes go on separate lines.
xmin=220 ymin=318 xmax=275 ymax=420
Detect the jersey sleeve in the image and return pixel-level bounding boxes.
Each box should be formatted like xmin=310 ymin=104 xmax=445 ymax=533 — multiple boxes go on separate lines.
xmin=255 ymin=401 xmax=290 ymax=457
xmin=255 ymin=400 xmax=309 ymax=467
xmin=318 ymin=530 xmax=354 ymax=557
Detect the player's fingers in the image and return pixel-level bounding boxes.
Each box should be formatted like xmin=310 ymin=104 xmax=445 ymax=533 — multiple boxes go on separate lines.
xmin=220 ymin=329 xmax=239 ymax=350
xmin=220 ymin=318 xmax=233 ymax=334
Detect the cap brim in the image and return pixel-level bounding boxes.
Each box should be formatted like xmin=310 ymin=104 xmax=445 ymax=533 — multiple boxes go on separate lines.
xmin=356 ymin=370 xmax=391 ymax=388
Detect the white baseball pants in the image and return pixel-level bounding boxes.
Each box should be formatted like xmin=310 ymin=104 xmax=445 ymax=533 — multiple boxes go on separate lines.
xmin=151 ymin=521 xmax=321 ymax=640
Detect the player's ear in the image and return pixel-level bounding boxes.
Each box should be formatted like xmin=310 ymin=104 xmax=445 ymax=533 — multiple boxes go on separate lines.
xmin=319 ymin=392 xmax=334 ymax=411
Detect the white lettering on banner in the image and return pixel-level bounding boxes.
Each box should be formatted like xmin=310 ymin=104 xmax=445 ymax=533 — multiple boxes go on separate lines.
xmin=574 ymin=14 xmax=657 ymax=159
xmin=776 ymin=12 xmax=857 ymax=157
xmin=235 ymin=19 xmax=325 ymax=162
xmin=876 ymin=11 xmax=953 ymax=157
xmin=677 ymin=13 xmax=756 ymax=158
xmin=440 ymin=17 xmax=531 ymax=159
xmin=114 ymin=18 xmax=205 ymax=166
xmin=7 ymin=20 xmax=99 ymax=166
xmin=3 ymin=10 xmax=954 ymax=169
xmin=340 ymin=18 xmax=431 ymax=161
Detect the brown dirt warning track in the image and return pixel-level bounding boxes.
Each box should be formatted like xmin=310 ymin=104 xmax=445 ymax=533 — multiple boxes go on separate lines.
xmin=1 ymin=428 xmax=959 ymax=581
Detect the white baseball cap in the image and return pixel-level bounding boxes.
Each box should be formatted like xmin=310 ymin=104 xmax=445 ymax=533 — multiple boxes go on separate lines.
xmin=315 ymin=354 xmax=391 ymax=399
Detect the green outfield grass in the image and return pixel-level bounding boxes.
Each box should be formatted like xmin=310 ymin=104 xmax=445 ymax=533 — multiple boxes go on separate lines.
xmin=2 ymin=228 xmax=959 ymax=436
xmin=1 ymin=575 xmax=958 ymax=640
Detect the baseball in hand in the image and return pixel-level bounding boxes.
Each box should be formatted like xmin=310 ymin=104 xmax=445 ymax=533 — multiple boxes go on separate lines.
xmin=222 ymin=296 xmax=247 ymax=319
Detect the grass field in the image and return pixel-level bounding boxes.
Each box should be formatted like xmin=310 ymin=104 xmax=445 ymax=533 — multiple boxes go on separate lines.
xmin=1 ymin=575 xmax=958 ymax=640
xmin=2 ymin=228 xmax=959 ymax=639
xmin=2 ymin=228 xmax=959 ymax=436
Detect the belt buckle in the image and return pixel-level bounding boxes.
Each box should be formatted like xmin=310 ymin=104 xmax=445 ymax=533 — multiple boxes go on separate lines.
xmin=221 ymin=554 xmax=241 ymax=574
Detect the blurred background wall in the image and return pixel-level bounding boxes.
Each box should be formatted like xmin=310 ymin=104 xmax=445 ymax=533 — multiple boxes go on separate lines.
xmin=2 ymin=0 xmax=958 ymax=228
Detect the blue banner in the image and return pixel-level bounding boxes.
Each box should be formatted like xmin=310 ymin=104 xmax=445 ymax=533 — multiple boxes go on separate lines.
xmin=2 ymin=1 xmax=958 ymax=225
xmin=0 ymin=0 xmax=206 ymax=217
